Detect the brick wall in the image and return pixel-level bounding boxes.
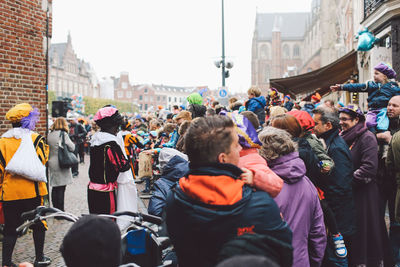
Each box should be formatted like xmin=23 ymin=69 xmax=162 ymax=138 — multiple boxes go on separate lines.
xmin=0 ymin=0 xmax=52 ymax=136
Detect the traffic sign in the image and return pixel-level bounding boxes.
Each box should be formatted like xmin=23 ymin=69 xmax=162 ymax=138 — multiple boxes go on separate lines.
xmin=219 ymin=88 xmax=227 ymax=98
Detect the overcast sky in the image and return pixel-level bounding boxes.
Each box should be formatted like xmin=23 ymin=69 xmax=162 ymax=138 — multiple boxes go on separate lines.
xmin=52 ymin=0 xmax=312 ymax=93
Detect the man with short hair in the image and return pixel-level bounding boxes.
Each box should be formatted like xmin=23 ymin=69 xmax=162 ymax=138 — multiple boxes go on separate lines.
xmin=166 ymin=115 xmax=292 ymax=267
xmin=378 ymin=95 xmax=400 ymax=265
xmin=312 ymin=107 xmax=356 ymax=266
xmin=60 ymin=215 xmax=121 ymax=267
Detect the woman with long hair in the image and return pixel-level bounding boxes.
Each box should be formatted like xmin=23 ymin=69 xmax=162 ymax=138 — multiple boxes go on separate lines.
xmin=48 ymin=117 xmax=75 ymax=212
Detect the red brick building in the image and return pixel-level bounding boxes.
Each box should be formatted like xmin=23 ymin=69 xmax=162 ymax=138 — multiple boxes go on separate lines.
xmin=251 ymin=13 xmax=308 ymax=92
xmin=0 ymin=0 xmax=52 ymax=136
xmin=114 ymin=72 xmax=197 ymax=112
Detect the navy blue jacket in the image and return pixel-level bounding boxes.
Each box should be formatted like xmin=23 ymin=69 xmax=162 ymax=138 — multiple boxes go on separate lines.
xmin=319 ymin=128 xmax=356 ymax=236
xmin=148 ymin=155 xmax=189 ymax=217
xmin=342 ymin=81 xmax=400 ymax=109
xmin=301 ymin=103 xmax=315 ymax=116
xmin=166 ymin=163 xmax=292 ymax=267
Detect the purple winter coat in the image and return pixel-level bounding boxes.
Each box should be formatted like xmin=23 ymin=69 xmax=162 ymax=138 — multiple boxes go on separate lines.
xmin=270 ymin=152 xmax=326 ymax=267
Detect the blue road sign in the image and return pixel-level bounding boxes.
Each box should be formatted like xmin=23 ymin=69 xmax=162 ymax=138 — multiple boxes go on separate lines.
xmin=219 ymin=88 xmax=227 ymax=98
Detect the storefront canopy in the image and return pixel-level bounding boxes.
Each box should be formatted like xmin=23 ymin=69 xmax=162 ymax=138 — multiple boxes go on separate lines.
xmin=270 ymin=50 xmax=358 ymax=99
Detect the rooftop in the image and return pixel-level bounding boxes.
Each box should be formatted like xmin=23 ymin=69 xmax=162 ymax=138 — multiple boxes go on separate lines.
xmin=256 ymin=12 xmax=309 ymax=41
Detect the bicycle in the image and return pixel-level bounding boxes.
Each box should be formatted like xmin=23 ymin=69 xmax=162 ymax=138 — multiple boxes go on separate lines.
xmin=17 ymin=207 xmax=174 ymax=267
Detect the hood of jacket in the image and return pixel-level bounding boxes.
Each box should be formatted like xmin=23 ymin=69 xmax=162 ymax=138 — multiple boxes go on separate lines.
xmin=179 ymin=163 xmax=245 ymax=205
xmin=162 ymin=155 xmax=189 ymax=182
xmin=268 ymin=152 xmax=306 ymax=184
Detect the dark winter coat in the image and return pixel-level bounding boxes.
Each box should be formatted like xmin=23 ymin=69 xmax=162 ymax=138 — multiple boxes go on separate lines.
xmin=301 ymin=103 xmax=315 ymax=116
xmin=148 ymin=156 xmax=189 ymax=217
xmin=284 ymin=101 xmax=294 ymax=111
xmin=245 ymin=96 xmax=266 ymax=125
xmin=342 ymin=81 xmax=400 ymax=109
xmin=270 ymin=152 xmax=326 ymax=267
xmin=341 ymin=122 xmax=392 ymax=266
xmin=166 ymin=163 xmax=293 ymax=267
xmin=318 ymin=128 xmax=356 ymax=236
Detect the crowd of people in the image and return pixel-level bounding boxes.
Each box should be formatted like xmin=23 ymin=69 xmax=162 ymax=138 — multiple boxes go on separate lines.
xmin=1 ymin=62 xmax=400 ymax=267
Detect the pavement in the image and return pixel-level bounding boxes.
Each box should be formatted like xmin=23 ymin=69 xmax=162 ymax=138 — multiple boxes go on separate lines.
xmin=0 ymin=154 xmax=149 ymax=266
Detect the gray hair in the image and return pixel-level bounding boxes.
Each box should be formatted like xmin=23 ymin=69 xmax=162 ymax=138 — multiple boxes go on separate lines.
xmin=258 ymin=127 xmax=297 ymax=162
xmin=312 ymin=106 xmax=340 ymax=129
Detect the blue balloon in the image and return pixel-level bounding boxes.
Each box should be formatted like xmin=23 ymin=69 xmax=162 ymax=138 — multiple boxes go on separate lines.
xmin=357 ymin=28 xmax=379 ymax=51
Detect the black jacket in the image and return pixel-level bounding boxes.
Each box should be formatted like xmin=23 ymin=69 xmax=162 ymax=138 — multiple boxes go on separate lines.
xmin=319 ymin=128 xmax=356 ymax=236
xmin=166 ymin=163 xmax=292 ymax=267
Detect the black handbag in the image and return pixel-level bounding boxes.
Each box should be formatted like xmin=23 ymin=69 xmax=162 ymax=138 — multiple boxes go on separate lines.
xmin=58 ymin=131 xmax=78 ymax=169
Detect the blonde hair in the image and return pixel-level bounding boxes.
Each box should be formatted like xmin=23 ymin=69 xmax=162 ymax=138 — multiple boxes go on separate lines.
xmin=248 ymin=87 xmax=261 ymax=97
xmin=228 ymin=97 xmax=238 ymax=104
xmin=51 ymin=117 xmax=69 ymax=132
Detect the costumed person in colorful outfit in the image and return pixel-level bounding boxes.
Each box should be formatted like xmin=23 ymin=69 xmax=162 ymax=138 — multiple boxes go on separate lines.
xmin=116 ymin=119 xmax=142 ymax=229
xmin=88 ymin=106 xmax=130 ymax=215
xmin=0 ymin=103 xmax=51 ymax=267
xmin=119 ymin=119 xmax=144 ymax=178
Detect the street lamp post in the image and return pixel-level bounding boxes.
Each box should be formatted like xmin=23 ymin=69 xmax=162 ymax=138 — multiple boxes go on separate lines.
xmin=221 ymin=0 xmax=226 ymax=87
xmin=214 ymin=0 xmax=233 ymax=88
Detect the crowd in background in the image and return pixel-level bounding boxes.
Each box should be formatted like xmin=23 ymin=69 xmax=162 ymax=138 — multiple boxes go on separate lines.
xmin=3 ymin=62 xmax=400 ymax=267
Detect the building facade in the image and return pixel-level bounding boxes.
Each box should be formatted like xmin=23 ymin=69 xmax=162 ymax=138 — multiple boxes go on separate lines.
xmin=0 ymin=0 xmax=52 ymax=135
xmin=113 ymin=72 xmax=197 ymax=112
xmin=251 ymin=12 xmax=309 ymax=91
xmin=48 ymin=33 xmax=99 ymax=98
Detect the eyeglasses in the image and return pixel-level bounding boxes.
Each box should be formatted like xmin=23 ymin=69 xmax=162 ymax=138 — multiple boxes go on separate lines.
xmin=339 ymin=117 xmax=353 ymax=121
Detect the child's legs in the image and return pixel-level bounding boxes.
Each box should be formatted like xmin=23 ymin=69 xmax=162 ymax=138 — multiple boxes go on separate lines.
xmin=366 ymin=109 xmax=379 ymax=129
xmin=320 ymin=199 xmax=340 ymax=235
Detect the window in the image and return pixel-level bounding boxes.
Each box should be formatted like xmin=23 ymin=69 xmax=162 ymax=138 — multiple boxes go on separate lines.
xmin=117 ymin=91 xmax=123 ymax=98
xmin=283 ymin=44 xmax=290 ymax=59
xmin=157 ymin=96 xmax=160 ymax=101
xmin=264 ymin=65 xmax=270 ymax=83
xmin=126 ymin=91 xmax=132 ymax=98
xmin=174 ymin=97 xmax=177 ymax=102
xmin=169 ymin=97 xmax=171 ymax=102
xmin=260 ymin=44 xmax=269 ymax=59
xmin=150 ymin=96 xmax=153 ymax=102
xmin=122 ymin=82 xmax=128 ymax=89
xmin=163 ymin=96 xmax=166 ymax=101
xmin=144 ymin=88 xmax=148 ymax=94
xmin=293 ymin=45 xmax=300 ymax=57
xmin=144 ymin=96 xmax=148 ymax=101
xmin=145 ymin=104 xmax=148 ymax=110
xmin=139 ymin=95 xmax=143 ymax=100
xmin=139 ymin=104 xmax=143 ymax=110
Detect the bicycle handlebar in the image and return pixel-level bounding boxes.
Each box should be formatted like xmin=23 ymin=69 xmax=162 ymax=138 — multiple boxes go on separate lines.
xmin=21 ymin=206 xmax=62 ymax=221
xmin=112 ymin=211 xmax=163 ymax=225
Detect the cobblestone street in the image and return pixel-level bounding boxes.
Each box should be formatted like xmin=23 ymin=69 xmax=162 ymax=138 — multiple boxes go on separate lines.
xmin=0 ymin=155 xmax=148 ymax=266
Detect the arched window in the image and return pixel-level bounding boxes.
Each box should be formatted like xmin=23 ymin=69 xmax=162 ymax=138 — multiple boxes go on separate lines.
xmin=260 ymin=44 xmax=269 ymax=59
xmin=283 ymin=44 xmax=290 ymax=59
xmin=293 ymin=45 xmax=300 ymax=57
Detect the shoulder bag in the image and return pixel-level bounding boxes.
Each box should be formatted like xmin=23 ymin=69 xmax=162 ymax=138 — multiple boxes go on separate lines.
xmin=58 ymin=131 xmax=78 ymax=169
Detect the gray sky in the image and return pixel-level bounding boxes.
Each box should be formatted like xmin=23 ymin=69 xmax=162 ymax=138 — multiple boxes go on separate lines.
xmin=52 ymin=0 xmax=312 ymax=93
